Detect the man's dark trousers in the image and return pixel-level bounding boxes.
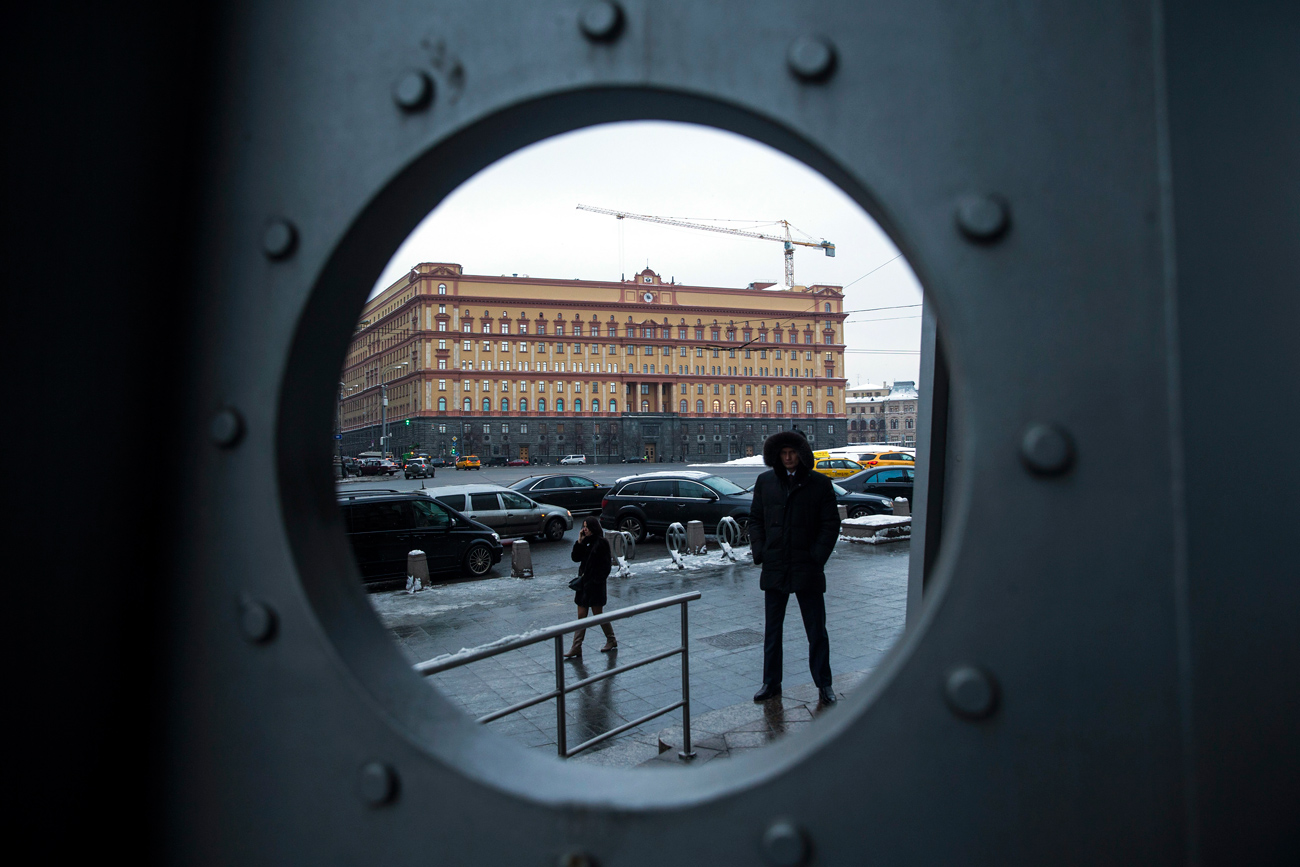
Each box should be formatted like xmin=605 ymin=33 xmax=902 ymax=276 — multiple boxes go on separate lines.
xmin=763 ymin=589 xmax=832 ymax=688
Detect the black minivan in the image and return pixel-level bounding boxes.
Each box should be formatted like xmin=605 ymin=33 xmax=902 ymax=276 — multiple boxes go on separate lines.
xmin=338 ymin=490 xmax=503 ymax=587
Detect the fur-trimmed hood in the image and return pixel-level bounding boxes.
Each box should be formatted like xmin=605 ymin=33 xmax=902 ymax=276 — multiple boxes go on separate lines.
xmin=762 ymin=430 xmax=814 ymax=470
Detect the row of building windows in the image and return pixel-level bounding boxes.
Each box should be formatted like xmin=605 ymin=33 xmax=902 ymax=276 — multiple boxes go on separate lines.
xmin=424 ymin=396 xmax=838 ymax=414
xmin=441 ymin=316 xmax=837 ymax=342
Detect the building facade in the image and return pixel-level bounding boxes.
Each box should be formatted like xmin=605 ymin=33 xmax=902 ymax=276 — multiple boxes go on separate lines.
xmin=845 ymin=380 xmax=919 ymax=445
xmin=339 ymin=263 xmax=849 ymax=463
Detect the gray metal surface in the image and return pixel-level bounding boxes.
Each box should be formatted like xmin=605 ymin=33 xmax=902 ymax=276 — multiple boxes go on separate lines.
xmin=10 ymin=0 xmax=1297 ymax=864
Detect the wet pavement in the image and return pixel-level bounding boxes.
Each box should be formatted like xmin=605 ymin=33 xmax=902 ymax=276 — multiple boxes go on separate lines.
xmin=368 ymin=535 xmax=910 ymax=766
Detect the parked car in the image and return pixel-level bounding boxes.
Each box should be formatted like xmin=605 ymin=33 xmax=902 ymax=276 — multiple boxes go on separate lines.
xmin=403 ymin=458 xmax=435 ymax=479
xmin=853 ymin=451 xmax=915 ymax=470
xmin=336 ymin=490 xmax=502 ymax=586
xmin=559 ymin=454 xmax=587 ymax=465
xmin=339 ymin=456 xmax=360 ymax=476
xmin=622 ymin=456 xmax=647 ymax=463
xmin=427 ymin=457 xmax=448 ymax=467
xmin=455 ymin=455 xmax=481 ymax=470
xmin=839 ymin=466 xmax=914 ymax=504
xmin=505 ymin=457 xmax=531 ymax=467
xmin=598 ymin=471 xmax=752 ymax=542
xmin=485 ymin=455 xmax=509 ymax=467
xmin=425 ymin=484 xmax=573 ymax=542
xmin=508 ymin=474 xmax=611 ymax=516
xmin=813 ymin=457 xmax=867 ymax=479
xmin=830 ymin=483 xmax=895 ymax=518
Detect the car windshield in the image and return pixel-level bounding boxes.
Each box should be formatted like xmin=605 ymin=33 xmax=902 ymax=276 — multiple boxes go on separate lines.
xmin=702 ymin=475 xmax=748 ymax=496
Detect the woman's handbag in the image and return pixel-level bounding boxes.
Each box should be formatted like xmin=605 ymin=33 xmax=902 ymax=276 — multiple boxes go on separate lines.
xmin=568 ymin=574 xmax=583 ymax=590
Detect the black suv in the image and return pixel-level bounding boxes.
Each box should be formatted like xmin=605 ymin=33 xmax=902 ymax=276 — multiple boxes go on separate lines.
xmin=337 ymin=490 xmax=502 ymax=587
xmin=598 ymin=471 xmax=752 ymax=542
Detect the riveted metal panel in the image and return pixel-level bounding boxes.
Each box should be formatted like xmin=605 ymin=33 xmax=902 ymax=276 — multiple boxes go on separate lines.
xmin=13 ymin=0 xmax=1295 ymax=864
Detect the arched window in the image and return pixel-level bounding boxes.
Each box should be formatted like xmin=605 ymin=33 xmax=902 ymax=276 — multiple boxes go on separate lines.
xmin=482 ymin=397 xmax=490 ymax=411
xmin=760 ymin=400 xmax=768 ymax=414
xmin=790 ymin=401 xmax=799 ymax=415
xmin=890 ymin=418 xmax=899 ymax=429
xmin=827 ymin=401 xmax=834 ymax=414
xmin=501 ymin=398 xmax=509 ymax=412
xmin=592 ymin=399 xmax=601 ymax=412
xmin=776 ymin=400 xmax=783 ymax=413
xmin=905 ymin=418 xmax=914 ymax=429
xmin=574 ymin=399 xmax=583 ymax=412
xmin=556 ymin=398 xmax=565 ymax=412
xmin=806 ymin=401 xmax=814 ymax=414
xmin=438 ymin=397 xmax=446 ymax=410
xmin=728 ymin=400 xmax=737 ymax=413
xmin=696 ymin=399 xmax=704 ymax=413
xmin=712 ymin=400 xmax=721 ymax=412
xmin=538 ymin=398 xmax=546 ymax=412
xmin=519 ymin=398 xmax=528 ymax=412
xmin=463 ymin=397 xmax=471 ymax=411
xmin=641 ymin=400 xmax=650 ymax=412
xmin=744 ymin=400 xmax=753 ymax=413
xmin=679 ymin=399 xmax=687 ymax=413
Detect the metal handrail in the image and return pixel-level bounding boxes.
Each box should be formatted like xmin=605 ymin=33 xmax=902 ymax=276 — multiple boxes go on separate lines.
xmin=415 ymin=591 xmax=701 ymax=759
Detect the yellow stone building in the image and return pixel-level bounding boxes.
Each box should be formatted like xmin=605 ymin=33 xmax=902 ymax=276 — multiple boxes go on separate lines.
xmin=340 ymin=263 xmax=848 ymax=463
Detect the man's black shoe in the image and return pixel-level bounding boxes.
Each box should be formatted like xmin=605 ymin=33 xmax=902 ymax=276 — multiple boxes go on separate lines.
xmin=818 ymin=686 xmax=837 ymax=705
xmin=753 ymin=683 xmax=781 ymax=702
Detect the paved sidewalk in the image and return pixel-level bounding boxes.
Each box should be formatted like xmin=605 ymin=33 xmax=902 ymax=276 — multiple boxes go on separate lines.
xmin=370 ymin=540 xmax=910 ymax=764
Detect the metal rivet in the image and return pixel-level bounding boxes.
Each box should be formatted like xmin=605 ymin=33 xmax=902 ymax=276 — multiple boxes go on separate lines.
xmin=209 ymin=407 xmax=244 ymax=448
xmin=262 ymin=218 xmax=297 ymax=260
xmin=955 ymin=194 xmax=1010 ymax=242
xmin=557 ymin=852 xmax=596 ymax=867
xmin=358 ymin=762 xmax=398 ymax=806
xmin=238 ymin=595 xmax=277 ymax=643
xmin=787 ymin=36 xmax=837 ymax=82
xmin=1020 ymin=423 xmax=1074 ymax=476
xmin=392 ymin=69 xmax=434 ymax=112
xmin=762 ymin=820 xmax=810 ymax=867
xmin=579 ymin=1 xmax=624 ymax=42
xmin=945 ymin=666 xmax=999 ymax=720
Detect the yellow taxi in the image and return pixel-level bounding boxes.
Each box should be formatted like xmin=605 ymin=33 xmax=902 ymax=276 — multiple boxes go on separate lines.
xmin=813 ymin=457 xmax=869 ymax=479
xmin=853 ymin=450 xmax=915 ymax=470
xmin=454 ymin=454 xmax=481 ymax=470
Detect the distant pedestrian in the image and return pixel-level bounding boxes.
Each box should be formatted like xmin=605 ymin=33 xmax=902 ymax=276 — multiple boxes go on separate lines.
xmin=748 ymin=430 xmax=842 ymax=705
xmin=564 ymin=516 xmax=617 ymax=658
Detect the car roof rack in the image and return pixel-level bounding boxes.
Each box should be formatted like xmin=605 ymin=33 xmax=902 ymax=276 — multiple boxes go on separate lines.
xmin=335 ymin=488 xmax=409 ymax=500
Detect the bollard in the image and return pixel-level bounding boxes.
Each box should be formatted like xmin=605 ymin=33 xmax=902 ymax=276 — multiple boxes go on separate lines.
xmin=604 ymin=529 xmax=634 ymax=578
xmin=716 ymin=516 xmax=742 ymax=561
xmin=685 ymin=520 xmax=707 ymax=555
xmin=406 ymin=550 xmax=428 ymax=593
xmin=604 ymin=529 xmax=625 ymax=562
xmin=893 ymin=497 xmax=911 ymax=517
xmin=837 ymin=504 xmax=848 ymax=520
xmin=511 ymin=539 xmax=533 ymax=578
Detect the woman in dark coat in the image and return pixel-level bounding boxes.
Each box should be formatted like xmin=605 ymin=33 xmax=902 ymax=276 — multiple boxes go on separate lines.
xmin=564 ymin=516 xmax=617 ymax=658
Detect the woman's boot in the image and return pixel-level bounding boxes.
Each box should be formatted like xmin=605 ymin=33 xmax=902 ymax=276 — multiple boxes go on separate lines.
xmin=563 ymin=629 xmax=584 ymax=659
xmin=599 ymin=622 xmax=617 ymax=653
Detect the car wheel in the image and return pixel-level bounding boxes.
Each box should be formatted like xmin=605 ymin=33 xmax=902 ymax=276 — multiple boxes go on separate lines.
xmin=544 ymin=517 xmax=565 ymax=542
xmin=849 ymin=506 xmax=873 ymax=519
xmin=618 ymin=514 xmax=646 ymax=543
xmin=733 ymin=516 xmax=751 ymax=544
xmin=463 ymin=543 xmax=493 ymax=577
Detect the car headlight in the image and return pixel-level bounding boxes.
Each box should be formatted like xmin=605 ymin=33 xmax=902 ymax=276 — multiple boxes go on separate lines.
xmin=491 ymin=532 xmax=500 ymax=541
xmin=565 ymin=510 xmax=572 ymax=517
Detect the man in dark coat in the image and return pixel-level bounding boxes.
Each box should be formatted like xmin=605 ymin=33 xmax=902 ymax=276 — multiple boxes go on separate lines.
xmin=747 ymin=430 xmax=842 ymax=704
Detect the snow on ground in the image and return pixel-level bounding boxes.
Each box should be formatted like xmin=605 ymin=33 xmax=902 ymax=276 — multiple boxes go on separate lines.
xmin=687 ymin=454 xmax=766 ymax=468
xmin=367 ymin=575 xmax=565 ymax=628
xmin=649 ymin=549 xmax=754 ymax=573
xmin=842 ymin=514 xmax=913 ymax=527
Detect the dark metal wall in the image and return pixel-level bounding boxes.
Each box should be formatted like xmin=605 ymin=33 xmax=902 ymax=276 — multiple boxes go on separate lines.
xmin=9 ymin=1 xmax=1296 ymax=864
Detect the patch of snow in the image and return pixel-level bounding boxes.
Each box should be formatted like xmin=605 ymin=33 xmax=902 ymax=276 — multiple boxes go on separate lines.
xmin=842 ymin=515 xmax=912 ymax=527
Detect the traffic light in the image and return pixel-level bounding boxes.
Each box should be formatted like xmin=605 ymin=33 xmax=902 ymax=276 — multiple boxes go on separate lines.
xmin=404 ymin=419 xmax=410 ymax=426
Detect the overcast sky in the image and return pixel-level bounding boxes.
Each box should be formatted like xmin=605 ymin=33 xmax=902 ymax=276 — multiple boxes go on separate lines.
xmin=372 ymin=121 xmax=923 ymax=386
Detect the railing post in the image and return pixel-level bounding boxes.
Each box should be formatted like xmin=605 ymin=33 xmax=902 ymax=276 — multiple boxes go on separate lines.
xmin=554 ymin=635 xmax=567 ymax=757
xmin=679 ymin=600 xmax=695 ymax=759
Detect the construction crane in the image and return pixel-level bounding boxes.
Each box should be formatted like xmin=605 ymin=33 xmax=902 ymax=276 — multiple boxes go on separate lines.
xmin=576 ymin=204 xmax=835 ymax=288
